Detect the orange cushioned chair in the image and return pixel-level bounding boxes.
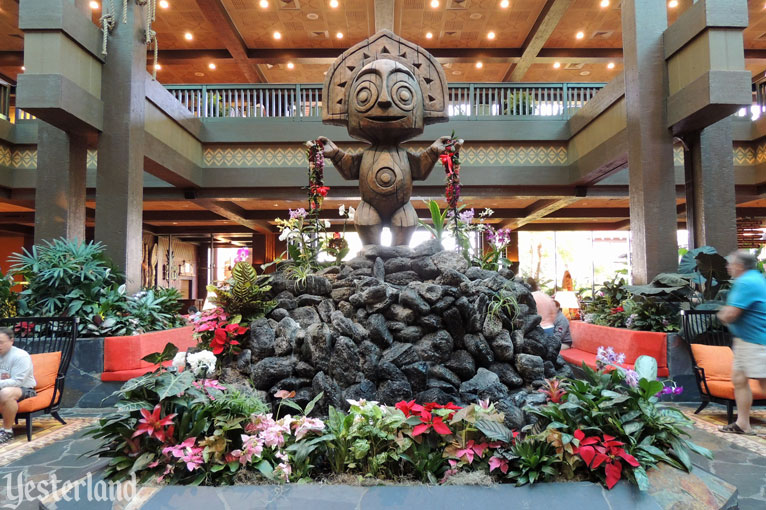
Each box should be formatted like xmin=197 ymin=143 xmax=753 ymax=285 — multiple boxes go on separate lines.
xmin=101 ymin=325 xmax=197 ymax=382
xmin=682 ymin=309 xmax=766 ymax=424
xmin=562 ymin=321 xmax=669 ymax=377
xmin=0 ymin=317 xmax=78 ymax=441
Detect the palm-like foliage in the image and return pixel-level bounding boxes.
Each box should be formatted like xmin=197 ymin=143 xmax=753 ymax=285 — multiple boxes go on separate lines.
xmin=208 ymin=261 xmax=276 ymax=321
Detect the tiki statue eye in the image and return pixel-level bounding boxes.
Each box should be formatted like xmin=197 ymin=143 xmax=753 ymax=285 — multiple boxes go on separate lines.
xmin=354 ymin=80 xmax=378 ymax=112
xmin=392 ymin=82 xmax=415 ymax=111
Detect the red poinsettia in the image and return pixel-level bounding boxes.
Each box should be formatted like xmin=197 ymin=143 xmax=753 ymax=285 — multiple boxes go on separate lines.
xmin=610 ymin=306 xmax=624 ymax=314
xmin=573 ymin=430 xmax=640 ymax=489
xmin=132 ymin=405 xmax=177 ymax=443
xmin=395 ymin=400 xmax=462 ymax=437
xmin=209 ymin=323 xmax=247 ymax=355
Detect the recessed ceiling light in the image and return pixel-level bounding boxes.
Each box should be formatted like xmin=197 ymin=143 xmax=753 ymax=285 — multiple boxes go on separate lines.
xmin=500 ymin=0 xmax=509 ymax=7
xmin=184 ymin=32 xmax=193 ymax=41
xmin=576 ymin=31 xmax=585 ymax=39
xmin=20 ymin=66 xmax=25 ymax=71
xmin=579 ymin=71 xmax=591 ymax=76
xmin=426 ymin=32 xmax=433 ymax=39
xmin=607 ymin=62 xmax=615 ymax=69
xmin=273 ymin=31 xmax=281 ymax=39
xmin=287 ymin=62 xmax=294 ymax=69
xmin=668 ymin=0 xmax=678 ymax=7
xmin=330 ymin=0 xmax=339 ymax=7
xmin=600 ymin=0 xmax=609 ymax=7
xmin=487 ymin=31 xmax=495 ymax=40
xmin=336 ymin=32 xmax=343 ymax=39
xmin=89 ymin=1 xmax=99 ymax=9
xmin=475 ymin=61 xmax=483 ymax=69
xmin=208 ymin=63 xmax=216 ymax=70
xmin=159 ymin=0 xmax=169 ymax=8
xmin=259 ymin=0 xmax=268 ymax=7
xmin=553 ymin=62 xmax=561 ymax=69
xmin=469 ymin=13 xmax=482 ymax=19
xmin=306 ymin=12 xmax=319 ymax=19
xmin=154 ymin=63 xmax=162 ymax=70
xmin=430 ymin=0 xmax=439 ymax=7
xmin=452 ymin=70 xmax=462 ymax=75
xmin=194 ymin=71 xmax=204 ymax=77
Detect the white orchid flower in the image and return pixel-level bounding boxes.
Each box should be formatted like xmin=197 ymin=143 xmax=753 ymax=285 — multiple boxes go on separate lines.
xmin=339 ymin=204 xmax=346 ymax=217
xmin=278 ymin=229 xmax=290 ymax=241
xmin=324 ymin=219 xmax=331 ymax=229
xmin=348 ymin=206 xmax=356 ymax=221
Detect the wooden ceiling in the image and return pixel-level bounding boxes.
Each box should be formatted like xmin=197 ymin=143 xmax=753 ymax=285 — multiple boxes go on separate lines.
xmin=2 ymin=0 xmax=765 ymax=85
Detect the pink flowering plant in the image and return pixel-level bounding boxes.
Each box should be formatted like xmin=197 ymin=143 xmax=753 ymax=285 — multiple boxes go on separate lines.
xmin=190 ymin=307 xmax=247 ymax=358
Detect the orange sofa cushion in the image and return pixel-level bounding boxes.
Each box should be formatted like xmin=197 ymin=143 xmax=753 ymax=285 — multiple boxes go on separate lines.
xmin=16 ymin=352 xmax=62 ymax=413
xmin=690 ymin=344 xmax=766 ymax=400
xmin=562 ymin=321 xmax=669 ymax=376
xmin=101 ymin=326 xmax=197 ymax=382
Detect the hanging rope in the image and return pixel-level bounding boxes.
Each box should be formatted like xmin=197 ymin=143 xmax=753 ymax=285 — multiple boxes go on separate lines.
xmin=99 ymin=0 xmax=116 ymax=55
xmin=99 ymin=0 xmax=160 ymax=79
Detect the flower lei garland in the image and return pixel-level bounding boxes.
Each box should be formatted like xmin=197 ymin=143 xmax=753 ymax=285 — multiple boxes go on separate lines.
xmin=439 ymin=134 xmax=462 ymax=246
xmin=306 ymin=140 xmax=330 ymax=213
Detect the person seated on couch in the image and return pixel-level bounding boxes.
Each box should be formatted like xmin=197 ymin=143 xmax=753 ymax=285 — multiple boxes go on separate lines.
xmin=0 ymin=327 xmax=37 ymax=445
xmin=553 ymin=300 xmax=572 ymax=350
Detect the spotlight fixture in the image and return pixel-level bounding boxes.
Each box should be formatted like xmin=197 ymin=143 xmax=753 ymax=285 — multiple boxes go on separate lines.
xmin=287 ymin=62 xmax=294 ymax=69
xmin=487 ymin=31 xmax=495 ymax=40
xmin=668 ymin=0 xmax=678 ymax=6
xmin=89 ymin=1 xmax=99 ymax=9
xmin=500 ymin=0 xmax=509 ymax=7
xmin=208 ymin=63 xmax=216 ymax=70
xmin=607 ymin=62 xmax=615 ymax=69
xmin=259 ymin=0 xmax=268 ymax=7
xmin=184 ymin=32 xmax=193 ymax=41
xmin=553 ymin=62 xmax=561 ymax=69
xmin=21 ymin=66 xmax=25 ymax=71
xmin=576 ymin=31 xmax=584 ymax=39
xmin=430 ymin=0 xmax=439 ymax=7
xmin=336 ymin=32 xmax=343 ymax=39
xmin=159 ymin=0 xmax=169 ymax=8
xmin=475 ymin=61 xmax=483 ymax=69
xmin=154 ymin=63 xmax=162 ymax=70
xmin=600 ymin=0 xmax=609 ymax=7
xmin=426 ymin=32 xmax=433 ymax=39
xmin=330 ymin=0 xmax=339 ymax=7
xmin=273 ymin=31 xmax=282 ymax=39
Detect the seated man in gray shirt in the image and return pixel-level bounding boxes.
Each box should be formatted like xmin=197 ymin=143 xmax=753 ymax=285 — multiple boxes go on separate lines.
xmin=0 ymin=327 xmax=37 ymax=444
xmin=553 ymin=300 xmax=573 ymax=350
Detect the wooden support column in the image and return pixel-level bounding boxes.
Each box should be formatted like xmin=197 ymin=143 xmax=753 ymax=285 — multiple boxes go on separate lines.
xmin=251 ymin=233 xmax=266 ymax=266
xmin=95 ymin=0 xmax=146 ymax=292
xmin=685 ymin=117 xmax=737 ymax=253
xmin=197 ymin=242 xmax=210 ymax=300
xmin=622 ymin=0 xmax=679 ymax=284
xmin=34 ymin=122 xmax=86 ymax=244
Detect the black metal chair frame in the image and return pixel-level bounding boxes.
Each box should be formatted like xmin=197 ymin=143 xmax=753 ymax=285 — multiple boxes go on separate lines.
xmin=0 ymin=317 xmax=78 ymax=441
xmin=680 ymin=309 xmax=766 ymax=424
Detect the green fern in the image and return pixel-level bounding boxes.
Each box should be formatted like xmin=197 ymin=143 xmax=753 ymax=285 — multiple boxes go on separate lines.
xmin=208 ymin=261 xmax=276 ymax=321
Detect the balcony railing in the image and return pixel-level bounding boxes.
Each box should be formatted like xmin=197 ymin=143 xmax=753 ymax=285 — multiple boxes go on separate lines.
xmin=0 ymin=82 xmax=10 ymax=121
xmin=165 ymin=83 xmax=607 ymax=121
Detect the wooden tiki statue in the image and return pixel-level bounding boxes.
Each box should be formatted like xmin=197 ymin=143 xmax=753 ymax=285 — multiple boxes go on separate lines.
xmin=318 ymin=30 xmax=457 ymax=246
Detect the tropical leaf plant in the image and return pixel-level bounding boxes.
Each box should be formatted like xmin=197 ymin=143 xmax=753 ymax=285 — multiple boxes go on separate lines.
xmin=207 ymin=261 xmax=276 ymax=321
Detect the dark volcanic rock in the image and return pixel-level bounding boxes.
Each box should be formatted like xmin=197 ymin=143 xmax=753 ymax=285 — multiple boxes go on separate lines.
xmin=415 ymin=388 xmax=459 ymax=406
xmin=393 ymin=325 xmax=423 ymax=343
xmin=385 ymin=271 xmax=421 ymax=286
xmin=489 ymin=362 xmax=524 ymax=388
xmin=515 ymin=353 xmax=545 ymax=382
xmin=412 ymin=239 xmax=443 ymax=258
xmin=347 ymin=256 xmax=374 ymax=269
xmin=270 ymin=377 xmax=311 ymax=394
xmin=431 ymin=295 xmax=456 ymax=314
xmin=384 ymin=257 xmax=412 ymax=274
xmin=249 ymin=318 xmax=276 ymax=360
xmin=431 ymin=251 xmax=469 ymax=274
xmin=412 ymin=257 xmax=440 ymax=280
xmin=363 ymin=245 xmax=398 ymax=260
xmin=317 ymin=299 xmax=335 ymax=323
xmin=331 ymin=336 xmax=361 ymax=386
xmin=367 ymin=313 xmax=394 ymax=348
xmin=236 ymin=349 xmax=251 ymax=372
xmin=495 ymin=399 xmax=525 ymax=430
xmin=420 ymin=314 xmax=444 ymax=331
xmin=382 ymin=342 xmax=420 ymax=368
xmin=399 ymin=288 xmax=430 ymax=315
xmin=482 ymin=313 xmax=503 ymax=339
xmin=414 ymin=330 xmax=453 ymax=363
xmin=441 ymin=269 xmax=470 ymax=287
xmin=294 ymin=275 xmax=331 ymax=296
xmin=269 ymin=308 xmax=290 ymax=321
xmin=294 ymin=361 xmax=315 ymax=379
xmin=306 ymin=323 xmax=332 ymax=372
xmin=290 ymin=306 xmax=321 ymax=329
xmin=358 ymin=341 xmax=381 ymax=381
xmin=362 ymin=285 xmax=389 ymax=306
xmin=401 ymin=361 xmax=429 ymax=393
xmin=376 ymin=361 xmax=407 ymax=383
xmin=464 ymin=333 xmax=495 ymax=368
xmin=489 ymin=330 xmax=515 ymax=361
xmin=331 ymin=287 xmax=354 ymax=302
xmin=429 ymin=365 xmax=462 ymax=389
xmin=312 ymin=371 xmax=344 ymax=414
xmin=384 ymin=304 xmax=416 ymax=325
xmin=377 ymin=379 xmax=412 ymax=405
xmin=297 ymin=294 xmax=324 ymax=307
xmin=344 ymin=379 xmax=378 ymax=403
xmin=252 ymin=357 xmax=294 ymax=390
xmin=465 ymin=267 xmax=496 ymax=281
xmin=373 ymin=257 xmax=385 ymax=281
xmin=330 ymin=310 xmax=356 ymax=338
xmin=445 ymin=350 xmax=477 ymax=381
xmin=459 ymin=368 xmax=510 ymax=403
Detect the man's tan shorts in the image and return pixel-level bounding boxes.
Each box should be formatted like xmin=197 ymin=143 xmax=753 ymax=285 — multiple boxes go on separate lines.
xmin=732 ymin=337 xmax=766 ymax=379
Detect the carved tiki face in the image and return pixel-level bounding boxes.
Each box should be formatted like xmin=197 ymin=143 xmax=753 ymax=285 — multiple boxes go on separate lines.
xmin=347 ymin=60 xmax=424 ymax=144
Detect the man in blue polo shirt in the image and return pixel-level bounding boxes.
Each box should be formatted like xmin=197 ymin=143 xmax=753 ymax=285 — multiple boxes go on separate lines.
xmin=717 ymin=250 xmax=766 ymax=435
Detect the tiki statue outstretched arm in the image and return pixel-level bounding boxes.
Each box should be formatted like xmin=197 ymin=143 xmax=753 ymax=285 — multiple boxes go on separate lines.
xmin=315 ymin=136 xmax=361 ymax=180
xmin=409 ymin=136 xmax=464 ymax=181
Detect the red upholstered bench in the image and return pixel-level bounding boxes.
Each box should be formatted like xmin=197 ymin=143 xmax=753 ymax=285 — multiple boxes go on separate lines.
xmin=101 ymin=325 xmax=197 ymax=381
xmin=561 ymin=321 xmax=669 ymax=377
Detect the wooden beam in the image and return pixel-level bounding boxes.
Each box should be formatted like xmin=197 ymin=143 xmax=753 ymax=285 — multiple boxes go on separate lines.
xmin=501 ymin=197 xmax=582 ymax=230
xmin=192 ymin=0 xmax=267 ymax=83
xmin=193 ymin=199 xmax=273 ymax=234
xmin=374 ymin=0 xmax=395 ymax=32
xmin=505 ymin=0 xmax=574 ymax=82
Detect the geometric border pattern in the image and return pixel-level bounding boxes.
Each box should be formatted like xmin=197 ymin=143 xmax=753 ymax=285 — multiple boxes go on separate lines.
xmin=0 ymin=143 xmax=11 ymax=167
xmin=202 ymin=143 xmax=569 ymax=168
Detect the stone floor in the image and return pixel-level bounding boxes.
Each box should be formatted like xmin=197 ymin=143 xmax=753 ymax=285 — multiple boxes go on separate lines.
xmin=0 ymin=404 xmax=762 ymax=509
